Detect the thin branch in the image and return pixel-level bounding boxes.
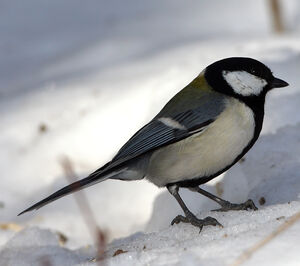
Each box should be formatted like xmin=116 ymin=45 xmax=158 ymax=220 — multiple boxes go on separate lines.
xmin=60 ymin=156 xmax=106 ymax=265
xmin=268 ymin=0 xmax=285 ymax=33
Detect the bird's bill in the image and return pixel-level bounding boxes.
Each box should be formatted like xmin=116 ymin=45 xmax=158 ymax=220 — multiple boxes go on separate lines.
xmin=271 ymin=77 xmax=289 ymax=88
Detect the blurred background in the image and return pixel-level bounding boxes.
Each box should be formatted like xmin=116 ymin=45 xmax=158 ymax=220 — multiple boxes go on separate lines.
xmin=1 ymin=0 xmax=300 ymax=248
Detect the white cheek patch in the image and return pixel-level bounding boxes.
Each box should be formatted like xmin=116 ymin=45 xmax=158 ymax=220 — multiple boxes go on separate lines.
xmin=222 ymin=70 xmax=267 ymax=96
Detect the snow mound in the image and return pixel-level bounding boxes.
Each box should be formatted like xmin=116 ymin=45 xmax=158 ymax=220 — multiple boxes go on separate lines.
xmin=0 ymin=227 xmax=84 ymax=266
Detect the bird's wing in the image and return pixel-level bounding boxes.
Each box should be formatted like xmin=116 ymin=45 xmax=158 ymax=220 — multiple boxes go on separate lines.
xmin=109 ymin=96 xmax=226 ymax=168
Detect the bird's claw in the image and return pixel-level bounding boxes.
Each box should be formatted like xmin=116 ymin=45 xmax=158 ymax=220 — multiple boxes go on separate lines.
xmin=213 ymin=199 xmax=258 ymax=212
xmin=171 ymin=213 xmax=222 ymax=232
xmin=171 ymin=215 xmax=187 ymax=225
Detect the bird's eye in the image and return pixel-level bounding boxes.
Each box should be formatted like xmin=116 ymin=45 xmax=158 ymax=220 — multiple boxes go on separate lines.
xmin=250 ymin=69 xmax=256 ymax=75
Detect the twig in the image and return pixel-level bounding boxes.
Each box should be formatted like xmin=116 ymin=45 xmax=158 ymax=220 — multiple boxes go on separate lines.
xmin=60 ymin=156 xmax=106 ymax=265
xmin=268 ymin=0 xmax=285 ymax=33
xmin=231 ymin=209 xmax=300 ymax=266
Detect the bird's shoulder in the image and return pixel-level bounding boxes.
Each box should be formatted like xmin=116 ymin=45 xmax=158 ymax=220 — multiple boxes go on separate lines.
xmin=156 ymin=73 xmax=225 ymax=118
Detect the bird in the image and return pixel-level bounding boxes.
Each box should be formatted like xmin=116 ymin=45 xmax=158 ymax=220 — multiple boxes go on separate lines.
xmin=19 ymin=57 xmax=289 ymax=231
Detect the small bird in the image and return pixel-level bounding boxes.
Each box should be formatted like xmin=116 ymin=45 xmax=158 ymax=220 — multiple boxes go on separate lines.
xmin=19 ymin=57 xmax=288 ymax=231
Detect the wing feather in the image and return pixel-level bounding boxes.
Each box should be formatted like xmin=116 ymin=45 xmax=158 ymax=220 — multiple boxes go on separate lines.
xmin=111 ymin=99 xmax=225 ymax=165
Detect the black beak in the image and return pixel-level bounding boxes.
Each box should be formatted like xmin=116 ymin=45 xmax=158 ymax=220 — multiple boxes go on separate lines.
xmin=271 ymin=77 xmax=289 ymax=88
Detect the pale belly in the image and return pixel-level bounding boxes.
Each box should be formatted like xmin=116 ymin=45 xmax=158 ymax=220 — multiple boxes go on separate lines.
xmin=146 ymin=98 xmax=255 ymax=187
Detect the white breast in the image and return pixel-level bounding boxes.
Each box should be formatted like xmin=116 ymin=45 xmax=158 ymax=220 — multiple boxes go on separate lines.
xmin=146 ymin=98 xmax=255 ymax=187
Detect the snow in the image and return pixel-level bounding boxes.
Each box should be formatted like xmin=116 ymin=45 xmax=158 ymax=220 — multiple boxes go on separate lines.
xmin=1 ymin=0 xmax=300 ymax=265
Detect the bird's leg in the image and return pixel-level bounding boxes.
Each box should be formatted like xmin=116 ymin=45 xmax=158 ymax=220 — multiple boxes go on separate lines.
xmin=167 ymin=185 xmax=222 ymax=232
xmin=188 ymin=186 xmax=257 ymax=211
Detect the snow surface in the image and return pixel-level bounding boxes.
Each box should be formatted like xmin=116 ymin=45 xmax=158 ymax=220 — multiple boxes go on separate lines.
xmin=1 ymin=0 xmax=300 ymax=265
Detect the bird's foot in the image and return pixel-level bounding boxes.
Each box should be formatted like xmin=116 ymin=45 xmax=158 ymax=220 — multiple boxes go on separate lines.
xmin=171 ymin=212 xmax=222 ymax=232
xmin=213 ymin=199 xmax=258 ymax=212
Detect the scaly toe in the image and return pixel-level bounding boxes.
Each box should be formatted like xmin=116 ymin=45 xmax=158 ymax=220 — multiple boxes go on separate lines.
xmin=171 ymin=215 xmax=187 ymax=225
xmin=213 ymin=199 xmax=258 ymax=212
xmin=203 ymin=216 xmax=223 ymax=227
xmin=244 ymin=199 xmax=258 ymax=210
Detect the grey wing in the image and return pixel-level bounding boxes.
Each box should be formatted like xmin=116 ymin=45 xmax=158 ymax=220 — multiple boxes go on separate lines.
xmin=109 ymin=102 xmax=226 ymax=167
xmin=112 ymin=118 xmax=188 ymax=163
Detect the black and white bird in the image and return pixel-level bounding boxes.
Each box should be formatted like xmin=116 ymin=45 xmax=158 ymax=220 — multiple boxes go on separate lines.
xmin=19 ymin=57 xmax=289 ymax=231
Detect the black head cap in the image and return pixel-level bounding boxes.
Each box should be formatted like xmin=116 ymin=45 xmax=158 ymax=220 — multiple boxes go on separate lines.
xmin=204 ymin=57 xmax=288 ymax=99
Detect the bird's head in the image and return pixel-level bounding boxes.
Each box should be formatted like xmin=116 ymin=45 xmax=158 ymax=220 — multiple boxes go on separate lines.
xmin=204 ymin=57 xmax=289 ymax=100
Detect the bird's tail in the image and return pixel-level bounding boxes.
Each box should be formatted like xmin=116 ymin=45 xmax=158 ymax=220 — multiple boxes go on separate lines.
xmin=18 ymin=163 xmax=121 ymax=216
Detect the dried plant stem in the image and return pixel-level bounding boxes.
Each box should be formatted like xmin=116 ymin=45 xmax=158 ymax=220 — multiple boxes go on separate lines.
xmin=269 ymin=0 xmax=285 ymax=33
xmin=60 ymin=156 xmax=106 ymax=265
xmin=231 ymin=210 xmax=300 ymax=266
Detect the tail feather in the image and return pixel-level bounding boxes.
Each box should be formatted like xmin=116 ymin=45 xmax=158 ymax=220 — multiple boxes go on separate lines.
xmin=18 ymin=166 xmax=118 ymax=216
